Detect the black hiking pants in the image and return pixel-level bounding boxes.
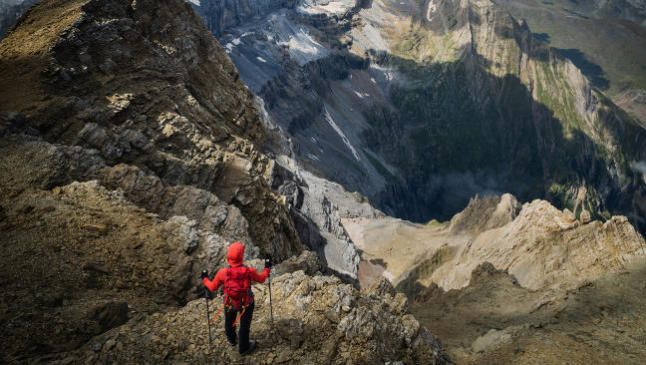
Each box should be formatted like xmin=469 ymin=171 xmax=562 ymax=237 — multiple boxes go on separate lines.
xmin=224 ymin=301 xmax=255 ymax=354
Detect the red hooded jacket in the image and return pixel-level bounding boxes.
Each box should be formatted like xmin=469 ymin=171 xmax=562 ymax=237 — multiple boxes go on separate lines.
xmin=202 ymin=242 xmax=270 ymax=293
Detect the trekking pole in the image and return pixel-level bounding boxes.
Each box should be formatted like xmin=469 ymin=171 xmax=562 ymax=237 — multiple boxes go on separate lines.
xmin=269 ymin=272 xmax=274 ymax=323
xmin=265 ymin=258 xmax=274 ymax=324
xmin=201 ymin=270 xmax=212 ymax=345
xmin=204 ymin=286 xmax=212 ymax=344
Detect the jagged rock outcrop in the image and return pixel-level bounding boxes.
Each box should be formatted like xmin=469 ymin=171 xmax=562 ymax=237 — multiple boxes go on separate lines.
xmin=56 ymin=271 xmax=449 ymax=364
xmin=348 ymin=194 xmax=646 ymax=293
xmin=0 ymin=0 xmax=304 ymax=261
xmin=268 ymin=154 xmax=381 ymax=279
xmin=348 ymin=193 xmax=646 ymax=362
xmin=433 ymin=198 xmax=646 ymax=291
xmin=447 ymin=193 xmax=521 ymax=236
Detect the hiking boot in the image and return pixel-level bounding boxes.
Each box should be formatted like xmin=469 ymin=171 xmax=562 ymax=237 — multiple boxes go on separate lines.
xmin=227 ymin=338 xmax=236 ymax=347
xmin=240 ymin=340 xmax=257 ymax=355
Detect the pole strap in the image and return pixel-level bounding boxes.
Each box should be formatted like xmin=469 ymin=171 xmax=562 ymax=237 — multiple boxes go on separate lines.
xmin=210 ymin=302 xmax=226 ymax=325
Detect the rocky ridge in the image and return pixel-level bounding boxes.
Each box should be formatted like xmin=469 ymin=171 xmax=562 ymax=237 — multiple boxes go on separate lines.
xmin=345 ymin=193 xmax=646 ymax=363
xmin=0 ymin=0 xmax=303 ymax=260
xmin=55 ymin=271 xmax=448 ymax=364
xmin=350 ymin=194 xmax=646 ymax=293
xmin=0 ymin=0 xmax=448 ymax=362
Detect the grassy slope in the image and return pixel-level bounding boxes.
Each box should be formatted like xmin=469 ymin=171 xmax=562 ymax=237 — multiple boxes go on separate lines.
xmin=359 ymin=0 xmax=646 ymax=225
xmin=495 ymin=0 xmax=646 ymax=121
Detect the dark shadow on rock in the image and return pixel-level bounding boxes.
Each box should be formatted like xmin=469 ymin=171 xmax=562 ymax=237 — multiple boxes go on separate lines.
xmin=254 ymin=3 xmax=646 ymax=235
xmin=554 ymin=48 xmax=610 ymax=90
xmin=360 ymin=47 xmax=646 ymax=234
xmin=532 ymin=32 xmax=550 ymax=43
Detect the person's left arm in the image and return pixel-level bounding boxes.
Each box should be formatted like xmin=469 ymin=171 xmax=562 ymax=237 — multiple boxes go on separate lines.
xmin=202 ymin=269 xmax=226 ymax=292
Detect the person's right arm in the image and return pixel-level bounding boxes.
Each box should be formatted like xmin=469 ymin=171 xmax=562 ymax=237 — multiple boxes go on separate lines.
xmin=203 ymin=269 xmax=226 ymax=292
xmin=249 ymin=267 xmax=270 ymax=283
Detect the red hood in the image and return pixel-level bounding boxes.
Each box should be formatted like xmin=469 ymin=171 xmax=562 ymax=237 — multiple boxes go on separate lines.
xmin=227 ymin=242 xmax=245 ymax=267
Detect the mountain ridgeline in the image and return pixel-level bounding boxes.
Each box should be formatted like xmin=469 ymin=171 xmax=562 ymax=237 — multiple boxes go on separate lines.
xmin=1 ymin=0 xmax=646 ymax=363
xmin=190 ymin=0 xmax=646 ymax=232
xmin=0 ymin=0 xmax=448 ymax=362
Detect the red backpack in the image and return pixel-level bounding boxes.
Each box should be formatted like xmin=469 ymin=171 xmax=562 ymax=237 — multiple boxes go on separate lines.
xmin=223 ymin=266 xmax=252 ymax=311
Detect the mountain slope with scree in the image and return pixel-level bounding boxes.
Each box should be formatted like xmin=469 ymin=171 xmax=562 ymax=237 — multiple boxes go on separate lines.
xmin=345 ymin=194 xmax=646 ymax=363
xmin=192 ymin=0 xmax=646 ymax=234
xmin=0 ymin=0 xmax=449 ymax=363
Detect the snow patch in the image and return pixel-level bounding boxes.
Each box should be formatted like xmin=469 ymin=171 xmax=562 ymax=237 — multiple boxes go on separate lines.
xmin=187 ymin=0 xmax=200 ymax=6
xmin=324 ymin=107 xmax=360 ymax=162
xmin=427 ymin=0 xmax=437 ymax=21
xmin=631 ymin=161 xmax=646 ymax=175
xmin=370 ymin=64 xmax=396 ymax=82
xmin=279 ymin=29 xmax=329 ymax=66
xmin=353 ymin=91 xmax=370 ymax=99
xmin=224 ymin=37 xmax=242 ymax=52
xmin=256 ymin=56 xmax=267 ymax=63
xmin=382 ymin=270 xmax=395 ymax=281
xmin=297 ymin=0 xmax=354 ymax=16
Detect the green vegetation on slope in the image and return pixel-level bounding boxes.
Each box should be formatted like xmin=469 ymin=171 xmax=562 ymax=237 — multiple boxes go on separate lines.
xmin=495 ymin=0 xmax=646 ymax=121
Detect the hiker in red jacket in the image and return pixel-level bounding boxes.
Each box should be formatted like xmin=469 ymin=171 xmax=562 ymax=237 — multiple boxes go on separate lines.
xmin=201 ymin=241 xmax=271 ymax=355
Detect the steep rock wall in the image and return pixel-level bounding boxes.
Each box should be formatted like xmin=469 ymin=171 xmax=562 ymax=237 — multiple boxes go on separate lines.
xmin=0 ymin=0 xmax=304 ymax=260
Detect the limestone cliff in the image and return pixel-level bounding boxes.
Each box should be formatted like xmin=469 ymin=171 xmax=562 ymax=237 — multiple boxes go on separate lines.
xmin=190 ymin=0 xmax=646 ymax=234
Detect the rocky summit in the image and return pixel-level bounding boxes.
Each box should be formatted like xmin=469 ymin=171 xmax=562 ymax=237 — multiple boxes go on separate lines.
xmin=2 ymin=0 xmax=646 ymax=364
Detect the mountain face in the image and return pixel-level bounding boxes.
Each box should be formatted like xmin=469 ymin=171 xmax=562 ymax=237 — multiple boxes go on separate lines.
xmin=190 ymin=0 xmax=646 ymax=233
xmin=1 ymin=0 xmax=376 ymax=281
xmin=0 ymin=0 xmax=307 ymax=262
xmin=0 ymin=0 xmax=452 ymax=362
xmin=494 ymin=0 xmax=646 ymax=123
xmin=1 ymin=0 xmax=645 ymax=363
xmin=345 ymin=194 xmax=646 ymax=362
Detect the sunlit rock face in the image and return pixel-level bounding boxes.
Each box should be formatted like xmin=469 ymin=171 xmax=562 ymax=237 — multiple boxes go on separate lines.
xmin=191 ymin=0 xmax=646 ymax=232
